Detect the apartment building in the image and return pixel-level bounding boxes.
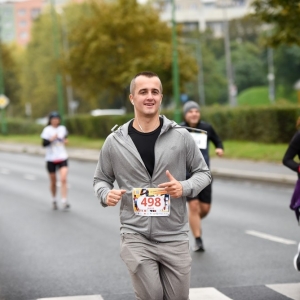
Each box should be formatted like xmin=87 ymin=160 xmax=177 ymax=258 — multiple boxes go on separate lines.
xmin=0 ymin=2 xmax=16 ymax=43
xmin=0 ymin=0 xmax=44 ymax=46
xmin=160 ymin=0 xmax=253 ymax=36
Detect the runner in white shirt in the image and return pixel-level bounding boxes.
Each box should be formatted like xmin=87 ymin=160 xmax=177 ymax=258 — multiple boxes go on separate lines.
xmin=41 ymin=112 xmax=70 ymax=210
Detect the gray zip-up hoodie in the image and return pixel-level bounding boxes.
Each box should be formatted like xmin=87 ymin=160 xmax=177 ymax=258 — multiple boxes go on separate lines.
xmin=93 ymin=115 xmax=211 ymax=242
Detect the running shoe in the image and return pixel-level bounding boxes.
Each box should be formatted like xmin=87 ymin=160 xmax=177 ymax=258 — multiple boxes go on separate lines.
xmin=193 ymin=237 xmax=205 ymax=252
xmin=63 ymin=203 xmax=70 ymax=210
xmin=53 ymin=201 xmax=58 ymax=210
xmin=294 ymin=242 xmax=300 ymax=271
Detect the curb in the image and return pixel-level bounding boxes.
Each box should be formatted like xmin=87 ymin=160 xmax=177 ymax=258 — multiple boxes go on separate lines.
xmin=211 ymin=167 xmax=295 ymax=186
xmin=0 ymin=144 xmax=295 ymax=186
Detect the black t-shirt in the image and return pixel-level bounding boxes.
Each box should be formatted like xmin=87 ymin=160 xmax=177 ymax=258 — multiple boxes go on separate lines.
xmin=128 ymin=118 xmax=163 ymax=177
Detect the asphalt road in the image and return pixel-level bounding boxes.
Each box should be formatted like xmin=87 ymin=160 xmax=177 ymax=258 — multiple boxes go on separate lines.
xmin=0 ymin=152 xmax=299 ymax=300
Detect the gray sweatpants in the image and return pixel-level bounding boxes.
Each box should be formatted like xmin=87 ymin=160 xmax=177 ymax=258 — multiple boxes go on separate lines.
xmin=120 ymin=233 xmax=192 ymax=300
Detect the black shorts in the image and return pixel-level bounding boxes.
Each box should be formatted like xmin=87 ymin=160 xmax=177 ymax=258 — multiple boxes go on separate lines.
xmin=47 ymin=159 xmax=68 ymax=173
xmin=186 ymin=183 xmax=212 ymax=204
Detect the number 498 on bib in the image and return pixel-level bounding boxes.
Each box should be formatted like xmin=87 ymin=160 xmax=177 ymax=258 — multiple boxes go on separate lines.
xmin=132 ymin=188 xmax=170 ymax=216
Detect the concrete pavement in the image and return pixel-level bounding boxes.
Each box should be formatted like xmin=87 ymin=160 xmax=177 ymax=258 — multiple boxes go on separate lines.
xmin=0 ymin=142 xmax=296 ymax=186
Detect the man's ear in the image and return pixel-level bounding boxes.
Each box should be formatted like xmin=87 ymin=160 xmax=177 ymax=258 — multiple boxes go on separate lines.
xmin=129 ymin=94 xmax=134 ymax=105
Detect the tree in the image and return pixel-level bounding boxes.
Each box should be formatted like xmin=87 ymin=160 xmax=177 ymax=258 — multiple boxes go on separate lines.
xmin=230 ymin=42 xmax=267 ymax=93
xmin=19 ymin=3 xmax=93 ymax=118
xmin=252 ymin=0 xmax=300 ymax=46
xmin=1 ymin=43 xmax=21 ymax=116
xmin=229 ymin=15 xmax=262 ymax=44
xmin=19 ymin=11 xmax=62 ymax=118
xmin=274 ymin=44 xmax=300 ymax=98
xmin=66 ymin=0 xmax=198 ymax=110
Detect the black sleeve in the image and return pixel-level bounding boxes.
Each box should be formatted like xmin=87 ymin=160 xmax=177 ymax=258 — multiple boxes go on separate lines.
xmin=42 ymin=139 xmax=51 ymax=147
xmin=283 ymin=131 xmax=300 ymax=174
xmin=209 ymin=125 xmax=224 ymax=149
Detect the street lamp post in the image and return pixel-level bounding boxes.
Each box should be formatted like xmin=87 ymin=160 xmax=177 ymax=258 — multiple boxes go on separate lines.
xmin=57 ymin=7 xmax=75 ymax=116
xmin=183 ymin=38 xmax=205 ymax=106
xmin=267 ymin=47 xmax=275 ymax=103
xmin=222 ymin=4 xmax=237 ymax=107
xmin=195 ymin=39 xmax=205 ymax=106
xmin=171 ymin=0 xmax=181 ymax=123
xmin=0 ymin=24 xmax=7 ymax=134
xmin=50 ymin=0 xmax=65 ymax=123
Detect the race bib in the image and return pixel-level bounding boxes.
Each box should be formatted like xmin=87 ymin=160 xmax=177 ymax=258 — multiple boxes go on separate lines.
xmin=190 ymin=132 xmax=207 ymax=149
xmin=132 ymin=188 xmax=170 ymax=216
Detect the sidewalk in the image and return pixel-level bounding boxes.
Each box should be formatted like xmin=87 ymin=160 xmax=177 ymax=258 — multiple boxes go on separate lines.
xmin=0 ymin=142 xmax=296 ymax=186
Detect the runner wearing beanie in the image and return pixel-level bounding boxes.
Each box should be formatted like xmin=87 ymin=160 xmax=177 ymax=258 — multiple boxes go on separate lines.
xmin=181 ymin=101 xmax=224 ymax=251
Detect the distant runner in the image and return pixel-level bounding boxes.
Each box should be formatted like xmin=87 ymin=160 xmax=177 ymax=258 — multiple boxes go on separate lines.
xmin=181 ymin=101 xmax=224 ymax=251
xmin=41 ymin=111 xmax=70 ymax=210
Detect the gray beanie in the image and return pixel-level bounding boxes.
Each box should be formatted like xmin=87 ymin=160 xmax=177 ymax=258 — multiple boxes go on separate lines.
xmin=183 ymin=101 xmax=200 ymax=116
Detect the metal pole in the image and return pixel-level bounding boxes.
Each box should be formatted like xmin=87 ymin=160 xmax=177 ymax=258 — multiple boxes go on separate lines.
xmin=267 ymin=47 xmax=275 ymax=103
xmin=50 ymin=0 xmax=65 ymax=124
xmin=171 ymin=0 xmax=181 ymax=123
xmin=60 ymin=9 xmax=75 ymax=115
xmin=195 ymin=39 xmax=205 ymax=106
xmin=0 ymin=24 xmax=7 ymax=134
xmin=222 ymin=4 xmax=236 ymax=107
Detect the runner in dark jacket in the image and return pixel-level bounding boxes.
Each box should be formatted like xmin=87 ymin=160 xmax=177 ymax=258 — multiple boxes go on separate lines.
xmin=181 ymin=101 xmax=224 ymax=251
xmin=283 ymin=127 xmax=300 ymax=271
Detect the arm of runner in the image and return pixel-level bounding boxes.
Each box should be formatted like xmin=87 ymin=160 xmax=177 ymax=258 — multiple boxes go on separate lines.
xmin=215 ymin=148 xmax=224 ymax=157
xmin=106 ymin=189 xmax=126 ymax=206
xmin=158 ymin=170 xmax=183 ymax=198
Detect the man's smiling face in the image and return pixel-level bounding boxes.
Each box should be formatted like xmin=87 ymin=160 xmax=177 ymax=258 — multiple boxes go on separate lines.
xmin=129 ymin=75 xmax=163 ymax=117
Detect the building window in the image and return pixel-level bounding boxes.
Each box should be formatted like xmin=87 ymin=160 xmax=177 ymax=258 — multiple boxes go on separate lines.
xmin=4 ymin=22 xmax=12 ymax=28
xmin=31 ymin=8 xmax=41 ymax=20
xmin=18 ymin=9 xmax=26 ymax=16
xmin=19 ymin=20 xmax=27 ymax=27
xmin=182 ymin=22 xmax=199 ymax=32
xmin=20 ymin=31 xmax=28 ymax=39
xmin=233 ymin=0 xmax=246 ymax=6
xmin=190 ymin=3 xmax=199 ymax=10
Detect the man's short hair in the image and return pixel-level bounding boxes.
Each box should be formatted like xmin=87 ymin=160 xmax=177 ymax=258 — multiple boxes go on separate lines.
xmin=130 ymin=71 xmax=163 ymax=94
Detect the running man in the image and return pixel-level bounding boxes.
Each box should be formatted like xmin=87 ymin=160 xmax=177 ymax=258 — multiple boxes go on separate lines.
xmin=93 ymin=71 xmax=211 ymax=300
xmin=181 ymin=101 xmax=224 ymax=251
xmin=41 ymin=111 xmax=70 ymax=210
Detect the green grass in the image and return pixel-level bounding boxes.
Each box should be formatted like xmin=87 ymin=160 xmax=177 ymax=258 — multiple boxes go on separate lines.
xmin=237 ymin=85 xmax=298 ymax=106
xmin=237 ymin=86 xmax=270 ymax=106
xmin=0 ymin=134 xmax=289 ymax=163
xmin=0 ymin=134 xmax=105 ymax=150
xmin=209 ymin=140 xmax=288 ymax=163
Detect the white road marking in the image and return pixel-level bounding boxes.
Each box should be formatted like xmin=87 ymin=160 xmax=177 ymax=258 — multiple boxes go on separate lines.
xmin=246 ymin=230 xmax=297 ymax=245
xmin=189 ymin=287 xmax=233 ymax=299
xmin=37 ymin=295 xmax=104 ymax=300
xmin=0 ymin=168 xmax=10 ymax=174
xmin=267 ymin=283 xmax=300 ymax=300
xmin=23 ymin=174 xmax=36 ymax=181
xmin=35 ymin=284 xmax=300 ymax=300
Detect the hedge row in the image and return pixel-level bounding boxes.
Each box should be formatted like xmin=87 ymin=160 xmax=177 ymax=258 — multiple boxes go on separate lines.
xmin=1 ymin=118 xmax=43 ymax=135
xmin=201 ymin=105 xmax=300 ymax=143
xmin=2 ymin=106 xmax=300 ymax=144
xmin=66 ymin=106 xmax=300 ymax=143
xmin=65 ymin=113 xmax=135 ymax=138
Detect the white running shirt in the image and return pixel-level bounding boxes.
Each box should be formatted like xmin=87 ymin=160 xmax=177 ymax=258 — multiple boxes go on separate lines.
xmin=41 ymin=125 xmax=68 ymax=162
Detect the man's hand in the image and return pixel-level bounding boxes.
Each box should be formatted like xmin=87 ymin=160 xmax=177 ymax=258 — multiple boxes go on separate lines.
xmin=215 ymin=148 xmax=224 ymax=157
xmin=50 ymin=134 xmax=58 ymax=142
xmin=158 ymin=170 xmax=183 ymax=198
xmin=106 ymin=189 xmax=126 ymax=206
